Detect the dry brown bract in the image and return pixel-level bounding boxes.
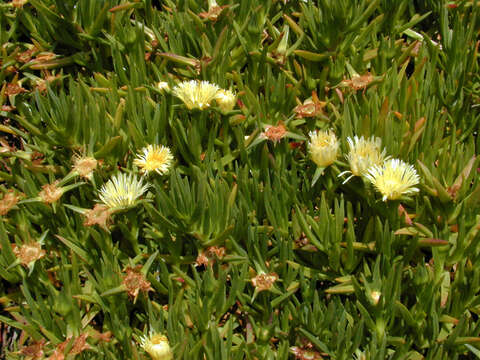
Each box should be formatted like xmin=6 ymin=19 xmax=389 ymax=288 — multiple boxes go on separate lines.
xmin=122 ymin=266 xmax=153 ymax=299
xmin=83 ymin=204 xmax=111 ymax=231
xmin=0 ymin=190 xmax=22 ymax=215
xmin=12 ymin=242 xmax=46 ymax=267
xmin=39 ymin=181 xmax=63 ymax=204
xmin=251 ymin=272 xmax=278 ymax=292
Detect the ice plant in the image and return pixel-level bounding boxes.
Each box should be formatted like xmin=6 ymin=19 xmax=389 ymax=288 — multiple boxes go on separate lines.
xmin=214 ymin=89 xmax=236 ymax=114
xmin=134 ymin=145 xmax=173 ymax=175
xmin=365 ymin=159 xmax=420 ymax=201
xmin=339 ymin=136 xmax=387 ymax=183
xmin=172 ymin=80 xmax=220 ymax=110
xmin=99 ymin=173 xmax=149 ymax=209
xmin=308 ymin=130 xmax=339 ymax=168
xmin=140 ymin=333 xmax=173 ymax=360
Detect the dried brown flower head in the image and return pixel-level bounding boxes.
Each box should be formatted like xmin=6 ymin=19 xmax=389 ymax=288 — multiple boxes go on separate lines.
xmin=12 ymin=242 xmax=46 ymax=267
xmin=91 ymin=330 xmax=112 ymax=343
xmin=48 ymin=333 xmax=90 ymax=360
xmin=290 ymin=346 xmax=323 ymax=360
xmin=70 ymin=333 xmax=90 ymax=355
xmin=11 ymin=0 xmax=27 ymax=8
xmin=16 ymin=46 xmax=37 ymax=63
xmin=83 ymin=204 xmax=111 ymax=231
xmin=35 ymin=52 xmax=56 ymax=62
xmin=39 ymin=181 xmax=63 ymax=204
xmin=251 ymin=272 xmax=278 ymax=292
xmin=122 ymin=266 xmax=153 ymax=299
xmin=263 ymin=122 xmax=287 ymax=143
xmin=35 ymin=74 xmax=62 ymax=93
xmin=1 ymin=105 xmax=15 ymax=112
xmin=5 ymin=82 xmax=28 ymax=96
xmin=341 ymin=73 xmax=374 ymax=91
xmin=199 ymin=0 xmax=228 ymax=21
xmin=195 ymin=246 xmax=227 ymax=267
xmin=72 ymin=155 xmax=98 ymax=179
xmin=0 ymin=190 xmax=22 ymax=215
xmin=294 ymin=92 xmax=325 ymax=118
xmin=18 ymin=339 xmax=46 ymax=359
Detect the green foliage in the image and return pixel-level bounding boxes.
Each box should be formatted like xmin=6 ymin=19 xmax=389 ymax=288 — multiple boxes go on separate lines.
xmin=0 ymin=0 xmax=480 ymax=359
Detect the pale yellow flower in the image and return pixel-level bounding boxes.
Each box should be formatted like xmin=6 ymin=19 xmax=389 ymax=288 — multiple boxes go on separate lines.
xmin=365 ymin=159 xmax=420 ymax=201
xmin=339 ymin=136 xmax=387 ymax=183
xmin=141 ymin=333 xmax=173 ymax=360
xmin=99 ymin=173 xmax=149 ymax=209
xmin=172 ymin=80 xmax=219 ymax=110
xmin=308 ymin=130 xmax=339 ymax=168
xmin=214 ymin=89 xmax=236 ymax=114
xmin=134 ymin=145 xmax=173 ymax=175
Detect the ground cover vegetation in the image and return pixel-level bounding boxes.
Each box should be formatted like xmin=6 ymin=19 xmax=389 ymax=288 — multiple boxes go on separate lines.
xmin=0 ymin=0 xmax=479 ymax=359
